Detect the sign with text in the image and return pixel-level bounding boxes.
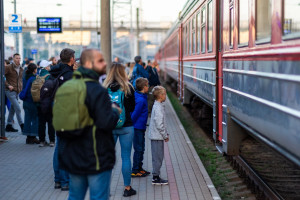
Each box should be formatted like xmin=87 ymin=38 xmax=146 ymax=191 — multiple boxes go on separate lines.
xmin=9 ymin=14 xmax=22 ymax=33
xmin=37 ymin=17 xmax=62 ymax=33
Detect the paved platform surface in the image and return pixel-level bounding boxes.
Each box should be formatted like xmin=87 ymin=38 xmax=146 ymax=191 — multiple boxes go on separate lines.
xmin=0 ymin=98 xmax=220 ymax=200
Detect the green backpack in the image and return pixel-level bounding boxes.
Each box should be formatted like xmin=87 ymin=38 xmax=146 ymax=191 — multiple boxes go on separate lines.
xmin=53 ymin=71 xmax=97 ymax=137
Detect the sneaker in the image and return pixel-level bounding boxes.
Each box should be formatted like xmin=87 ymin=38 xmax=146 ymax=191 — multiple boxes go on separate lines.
xmin=152 ymin=176 xmax=168 ymax=185
xmin=0 ymin=136 xmax=8 ymax=140
xmin=54 ymin=182 xmax=61 ymax=189
xmin=123 ymin=186 xmax=137 ymax=197
xmin=61 ymin=185 xmax=69 ymax=191
xmin=131 ymin=172 xmax=147 ymax=178
xmin=140 ymin=168 xmax=150 ymax=175
xmin=49 ymin=142 xmax=55 ymax=147
xmin=5 ymin=124 xmax=18 ymax=132
xmin=39 ymin=141 xmax=47 ymax=147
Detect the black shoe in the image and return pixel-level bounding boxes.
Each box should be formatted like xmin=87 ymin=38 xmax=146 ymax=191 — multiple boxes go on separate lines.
xmin=61 ymin=185 xmax=69 ymax=191
xmin=20 ymin=124 xmax=24 ymax=132
xmin=32 ymin=137 xmax=40 ymax=144
xmin=54 ymin=182 xmax=61 ymax=189
xmin=152 ymin=176 xmax=168 ymax=185
xmin=26 ymin=137 xmax=35 ymax=144
xmin=123 ymin=187 xmax=136 ymax=197
xmin=140 ymin=168 xmax=150 ymax=175
xmin=5 ymin=124 xmax=18 ymax=132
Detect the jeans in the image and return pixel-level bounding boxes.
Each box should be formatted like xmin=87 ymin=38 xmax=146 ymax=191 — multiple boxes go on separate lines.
xmin=112 ymin=126 xmax=134 ymax=186
xmin=37 ymin=106 xmax=55 ymax=142
xmin=22 ymin=101 xmax=38 ymax=136
xmin=68 ymin=170 xmax=112 ymax=200
xmin=53 ymin=137 xmax=69 ymax=187
xmin=132 ymin=128 xmax=146 ymax=173
xmin=5 ymin=90 xmax=23 ymax=125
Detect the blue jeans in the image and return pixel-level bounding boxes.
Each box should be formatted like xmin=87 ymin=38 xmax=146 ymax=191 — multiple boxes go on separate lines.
xmin=53 ymin=137 xmax=69 ymax=187
xmin=132 ymin=128 xmax=146 ymax=173
xmin=5 ymin=90 xmax=23 ymax=125
xmin=113 ymin=126 xmax=134 ymax=186
xmin=68 ymin=170 xmax=112 ymax=200
xmin=22 ymin=101 xmax=38 ymax=136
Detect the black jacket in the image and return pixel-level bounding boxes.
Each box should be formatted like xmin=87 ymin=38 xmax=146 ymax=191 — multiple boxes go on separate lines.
xmin=59 ymin=67 xmax=119 ymax=175
xmin=108 ymin=82 xmax=135 ymax=127
xmin=50 ymin=63 xmax=73 ymax=85
xmin=146 ymin=66 xmax=160 ymax=87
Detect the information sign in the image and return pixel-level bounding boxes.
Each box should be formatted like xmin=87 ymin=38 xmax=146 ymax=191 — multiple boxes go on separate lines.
xmin=37 ymin=17 xmax=62 ymax=33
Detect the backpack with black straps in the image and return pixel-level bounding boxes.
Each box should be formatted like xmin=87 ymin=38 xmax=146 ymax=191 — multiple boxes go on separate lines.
xmin=31 ymin=74 xmax=50 ymax=102
xmin=108 ymin=88 xmax=126 ymax=128
xmin=39 ymin=71 xmax=68 ymax=115
xmin=52 ymin=71 xmax=98 ymax=138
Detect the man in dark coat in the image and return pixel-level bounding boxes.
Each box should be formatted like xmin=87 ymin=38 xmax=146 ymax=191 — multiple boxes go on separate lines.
xmin=58 ymin=49 xmax=120 ymax=200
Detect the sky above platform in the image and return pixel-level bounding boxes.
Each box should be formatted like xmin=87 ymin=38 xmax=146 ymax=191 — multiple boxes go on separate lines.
xmin=4 ymin=0 xmax=187 ymax=23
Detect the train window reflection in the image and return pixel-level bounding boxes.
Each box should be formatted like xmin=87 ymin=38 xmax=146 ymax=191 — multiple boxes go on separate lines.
xmin=239 ymin=0 xmax=249 ymax=45
xmin=186 ymin=25 xmax=188 ymax=55
xmin=256 ymin=0 xmax=272 ymax=41
xmin=230 ymin=8 xmax=234 ymax=47
xmin=192 ymin=17 xmax=196 ymax=54
xmin=201 ymin=7 xmax=206 ymax=53
xmin=284 ymin=0 xmax=300 ymax=36
xmin=208 ymin=1 xmax=213 ymax=51
xmin=190 ymin=20 xmax=192 ymax=55
xmin=197 ymin=13 xmax=200 ymax=53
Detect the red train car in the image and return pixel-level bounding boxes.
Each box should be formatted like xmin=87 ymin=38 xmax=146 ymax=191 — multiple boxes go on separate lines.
xmin=156 ymin=0 xmax=300 ymax=166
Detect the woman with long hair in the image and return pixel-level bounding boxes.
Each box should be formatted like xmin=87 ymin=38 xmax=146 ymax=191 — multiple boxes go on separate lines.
xmin=22 ymin=63 xmax=39 ymax=144
xmin=103 ymin=63 xmax=136 ymax=197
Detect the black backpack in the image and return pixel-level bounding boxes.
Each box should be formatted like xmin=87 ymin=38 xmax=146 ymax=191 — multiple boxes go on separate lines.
xmin=40 ymin=71 xmax=69 ymax=115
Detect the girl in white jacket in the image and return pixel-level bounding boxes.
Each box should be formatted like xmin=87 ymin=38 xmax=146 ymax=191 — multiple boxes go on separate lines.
xmin=148 ymin=86 xmax=169 ymax=185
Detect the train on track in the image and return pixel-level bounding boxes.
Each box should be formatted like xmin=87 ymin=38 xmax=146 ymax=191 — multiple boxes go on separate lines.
xmin=155 ymin=0 xmax=300 ymax=167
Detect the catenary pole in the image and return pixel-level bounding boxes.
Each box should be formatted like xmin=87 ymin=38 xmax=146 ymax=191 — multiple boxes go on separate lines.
xmin=101 ymin=0 xmax=112 ymax=72
xmin=14 ymin=0 xmax=19 ymax=53
xmin=1 ymin=0 xmax=5 ymax=137
xmin=136 ymin=7 xmax=139 ymax=56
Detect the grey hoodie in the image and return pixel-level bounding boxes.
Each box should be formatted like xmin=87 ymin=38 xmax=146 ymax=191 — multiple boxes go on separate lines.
xmin=148 ymin=100 xmax=169 ymax=140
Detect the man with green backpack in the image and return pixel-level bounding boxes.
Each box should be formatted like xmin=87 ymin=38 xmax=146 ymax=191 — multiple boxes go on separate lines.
xmin=53 ymin=49 xmax=121 ymax=200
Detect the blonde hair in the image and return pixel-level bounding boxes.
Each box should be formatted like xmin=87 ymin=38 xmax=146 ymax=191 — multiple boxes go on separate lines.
xmin=103 ymin=63 xmax=133 ymax=96
xmin=152 ymin=86 xmax=166 ymax=100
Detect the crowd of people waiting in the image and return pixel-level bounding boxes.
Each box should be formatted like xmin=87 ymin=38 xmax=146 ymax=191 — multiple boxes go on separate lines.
xmin=3 ymin=48 xmax=169 ymax=200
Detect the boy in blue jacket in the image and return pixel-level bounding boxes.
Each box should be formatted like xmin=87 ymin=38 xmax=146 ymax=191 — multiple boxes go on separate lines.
xmin=131 ymin=77 xmax=150 ymax=177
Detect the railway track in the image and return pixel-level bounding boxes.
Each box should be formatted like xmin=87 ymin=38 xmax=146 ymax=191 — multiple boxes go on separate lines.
xmin=168 ymin=85 xmax=300 ymax=200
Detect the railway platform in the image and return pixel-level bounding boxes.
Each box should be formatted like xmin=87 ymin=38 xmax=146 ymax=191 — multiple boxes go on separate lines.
xmin=0 ymin=98 xmax=220 ymax=200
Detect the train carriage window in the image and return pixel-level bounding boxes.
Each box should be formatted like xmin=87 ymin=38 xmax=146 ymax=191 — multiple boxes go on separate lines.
xmin=239 ymin=0 xmax=249 ymax=45
xmin=283 ymin=0 xmax=300 ymax=38
xmin=197 ymin=13 xmax=200 ymax=53
xmin=230 ymin=1 xmax=234 ymax=47
xmin=190 ymin=20 xmax=192 ymax=55
xmin=256 ymin=0 xmax=272 ymax=41
xmin=201 ymin=6 xmax=206 ymax=53
xmin=208 ymin=1 xmax=213 ymax=52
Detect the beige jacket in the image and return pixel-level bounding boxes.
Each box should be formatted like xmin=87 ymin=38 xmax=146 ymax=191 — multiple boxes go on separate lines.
xmin=5 ymin=63 xmax=24 ymax=93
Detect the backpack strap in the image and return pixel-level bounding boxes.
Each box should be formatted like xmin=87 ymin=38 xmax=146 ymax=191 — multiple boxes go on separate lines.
xmin=73 ymin=71 xmax=99 ymax=83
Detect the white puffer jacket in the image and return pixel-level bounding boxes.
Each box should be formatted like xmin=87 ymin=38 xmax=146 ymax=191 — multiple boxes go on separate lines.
xmin=148 ymin=101 xmax=169 ymax=140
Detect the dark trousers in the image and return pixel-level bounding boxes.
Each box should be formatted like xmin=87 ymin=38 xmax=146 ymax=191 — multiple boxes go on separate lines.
xmin=132 ymin=128 xmax=146 ymax=173
xmin=38 ymin=106 xmax=55 ymax=142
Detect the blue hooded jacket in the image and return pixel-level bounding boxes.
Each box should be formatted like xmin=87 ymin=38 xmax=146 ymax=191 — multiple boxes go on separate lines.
xmin=131 ymin=91 xmax=148 ymax=130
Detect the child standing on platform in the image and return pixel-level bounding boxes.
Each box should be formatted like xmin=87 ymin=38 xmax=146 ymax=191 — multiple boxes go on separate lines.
xmin=131 ymin=78 xmax=151 ymax=177
xmin=148 ymin=86 xmax=169 ymax=185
